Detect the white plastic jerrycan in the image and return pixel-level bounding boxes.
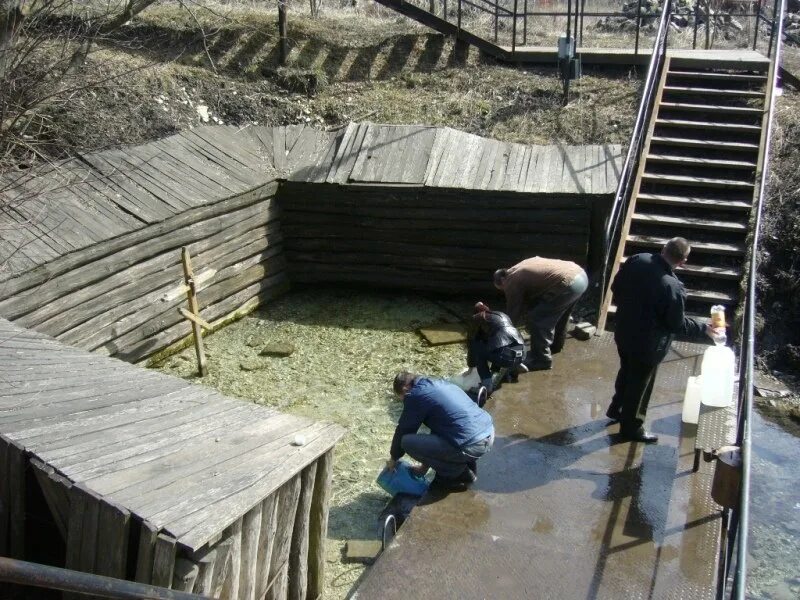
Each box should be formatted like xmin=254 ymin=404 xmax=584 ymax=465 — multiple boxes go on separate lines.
xmin=682 ymin=375 xmax=703 ymax=424
xmin=700 ymin=345 xmax=736 ymax=407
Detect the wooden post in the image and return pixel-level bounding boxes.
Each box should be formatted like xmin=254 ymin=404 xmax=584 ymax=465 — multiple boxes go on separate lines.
xmin=181 ymin=247 xmax=208 ymax=377
xmin=278 ymin=1 xmax=289 ymax=66
xmin=307 ymin=450 xmax=334 ymax=600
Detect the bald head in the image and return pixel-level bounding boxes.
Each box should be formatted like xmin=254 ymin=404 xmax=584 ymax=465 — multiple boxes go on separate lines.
xmin=662 ymin=237 xmax=691 ymax=266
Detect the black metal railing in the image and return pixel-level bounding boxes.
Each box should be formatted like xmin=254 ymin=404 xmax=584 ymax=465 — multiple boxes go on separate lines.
xmin=0 ymin=556 xmax=211 ymax=599
xmin=595 ymin=0 xmax=673 ymax=331
xmin=721 ymin=0 xmax=786 ymax=597
xmin=402 ymin=0 xmax=771 ymax=54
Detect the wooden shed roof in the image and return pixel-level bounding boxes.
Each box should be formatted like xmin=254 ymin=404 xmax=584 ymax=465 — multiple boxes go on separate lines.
xmin=0 ymin=317 xmax=344 ymax=551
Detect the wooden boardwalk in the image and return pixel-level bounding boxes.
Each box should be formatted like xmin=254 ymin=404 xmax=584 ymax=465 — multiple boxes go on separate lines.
xmin=0 ymin=317 xmax=344 ymax=596
xmin=356 ymin=334 xmax=724 ymax=599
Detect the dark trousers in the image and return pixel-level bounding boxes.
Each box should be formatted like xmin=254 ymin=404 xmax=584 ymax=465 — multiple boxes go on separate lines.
xmin=609 ymin=349 xmax=659 ymax=434
xmin=402 ymin=432 xmax=494 ymax=479
xmin=467 ymin=338 xmax=525 ymax=380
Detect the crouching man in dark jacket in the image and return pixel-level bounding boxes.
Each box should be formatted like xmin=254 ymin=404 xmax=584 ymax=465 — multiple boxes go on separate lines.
xmin=387 ymin=372 xmax=495 ymax=489
xmin=467 ymin=301 xmax=527 ymax=395
xmin=608 ymin=237 xmax=719 ymax=443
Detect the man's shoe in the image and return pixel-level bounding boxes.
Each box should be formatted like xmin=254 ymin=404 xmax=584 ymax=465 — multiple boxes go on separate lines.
xmin=466 ymin=459 xmax=478 ymax=476
xmin=605 ymin=406 xmax=621 ymax=422
xmin=430 ymin=474 xmax=466 ymax=491
xmin=476 ymin=386 xmax=488 ymax=408
xmin=455 ymin=467 xmax=478 ymax=485
xmin=525 ymin=360 xmax=552 ymax=372
xmin=620 ymin=428 xmax=658 ymax=444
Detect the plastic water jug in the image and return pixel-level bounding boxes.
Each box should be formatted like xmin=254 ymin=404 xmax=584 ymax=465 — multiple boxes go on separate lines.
xmin=376 ymin=461 xmax=429 ymax=497
xmin=682 ymin=375 xmax=702 ymax=424
xmin=700 ymin=345 xmax=735 ymax=407
xmin=449 ymin=367 xmax=481 ymax=392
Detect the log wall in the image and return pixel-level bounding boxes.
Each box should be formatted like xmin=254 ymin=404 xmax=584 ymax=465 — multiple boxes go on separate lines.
xmin=0 ymin=182 xmax=288 ymax=364
xmin=279 ymin=182 xmax=595 ymax=295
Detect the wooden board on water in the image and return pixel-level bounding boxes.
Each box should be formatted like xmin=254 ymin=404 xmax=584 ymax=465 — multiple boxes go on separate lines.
xmin=418 ymin=323 xmax=466 ymax=346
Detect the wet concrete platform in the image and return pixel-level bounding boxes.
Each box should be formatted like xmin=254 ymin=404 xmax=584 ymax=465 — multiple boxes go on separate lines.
xmin=354 ymin=333 xmax=723 ymax=599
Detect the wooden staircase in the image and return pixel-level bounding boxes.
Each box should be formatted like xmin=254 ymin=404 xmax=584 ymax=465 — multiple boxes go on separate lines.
xmin=600 ymin=57 xmax=770 ymax=327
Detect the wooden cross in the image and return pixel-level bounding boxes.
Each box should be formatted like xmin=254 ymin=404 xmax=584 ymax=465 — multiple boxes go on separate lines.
xmin=163 ymin=248 xmax=216 ymax=377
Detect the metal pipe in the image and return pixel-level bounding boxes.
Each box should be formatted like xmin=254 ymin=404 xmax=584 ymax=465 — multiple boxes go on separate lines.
xmin=0 ymin=557 xmax=211 ymax=600
xmin=494 ymin=0 xmax=499 ymax=42
xmin=705 ymin=0 xmax=710 ymax=49
xmin=732 ymin=1 xmax=786 ymax=597
xmin=523 ymin=0 xmax=528 ymax=45
xmin=768 ymin=0 xmax=780 ymax=57
xmin=458 ymin=0 xmax=462 ymax=30
xmin=693 ymin=1 xmax=700 ymax=49
xmin=580 ymin=0 xmax=587 ymax=45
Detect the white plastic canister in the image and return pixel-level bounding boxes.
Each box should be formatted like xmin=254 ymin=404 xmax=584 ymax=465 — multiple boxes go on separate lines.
xmin=700 ymin=345 xmax=736 ymax=407
xmin=682 ymin=375 xmax=703 ymax=424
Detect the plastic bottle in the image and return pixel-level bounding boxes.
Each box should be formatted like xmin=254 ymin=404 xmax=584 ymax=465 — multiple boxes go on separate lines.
xmin=710 ymin=305 xmax=727 ymax=345
xmin=682 ymin=375 xmax=702 ymax=424
xmin=700 ymin=345 xmax=735 ymax=407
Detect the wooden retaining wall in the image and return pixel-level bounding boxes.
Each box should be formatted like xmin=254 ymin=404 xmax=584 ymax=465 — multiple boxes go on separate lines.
xmin=279 ymin=182 xmax=593 ymax=295
xmin=0 ymin=182 xmax=287 ymax=364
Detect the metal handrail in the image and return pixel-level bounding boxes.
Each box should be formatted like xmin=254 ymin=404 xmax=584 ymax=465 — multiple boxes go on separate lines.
xmin=597 ymin=0 xmax=673 ymax=321
xmin=727 ymin=0 xmax=787 ymax=597
xmin=0 ymin=556 xmax=212 ymax=599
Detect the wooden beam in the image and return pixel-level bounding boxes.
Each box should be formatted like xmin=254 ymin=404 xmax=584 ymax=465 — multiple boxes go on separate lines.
xmin=162 ymin=269 xmax=217 ymax=302
xmin=181 ymin=247 xmax=208 ymax=377
xmin=178 ymin=308 xmax=212 ymax=331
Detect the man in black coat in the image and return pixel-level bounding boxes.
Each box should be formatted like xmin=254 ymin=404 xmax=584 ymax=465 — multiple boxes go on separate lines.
xmin=466 ymin=302 xmax=526 ymax=395
xmin=608 ymin=237 xmax=716 ymax=443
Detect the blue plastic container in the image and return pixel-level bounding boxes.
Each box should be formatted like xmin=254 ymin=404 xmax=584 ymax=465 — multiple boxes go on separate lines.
xmin=376 ymin=461 xmax=429 ymax=497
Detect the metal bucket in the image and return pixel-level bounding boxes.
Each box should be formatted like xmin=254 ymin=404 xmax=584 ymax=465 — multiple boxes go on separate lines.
xmin=711 ymin=445 xmax=742 ymax=509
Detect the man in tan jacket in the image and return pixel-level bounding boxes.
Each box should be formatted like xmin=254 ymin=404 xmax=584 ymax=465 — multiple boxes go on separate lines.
xmin=494 ymin=257 xmax=588 ymax=370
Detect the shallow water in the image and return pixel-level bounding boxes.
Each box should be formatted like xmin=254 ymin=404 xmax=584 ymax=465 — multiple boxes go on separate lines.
xmin=155 ymin=288 xmax=471 ymax=597
xmin=746 ymin=410 xmax=800 ymax=599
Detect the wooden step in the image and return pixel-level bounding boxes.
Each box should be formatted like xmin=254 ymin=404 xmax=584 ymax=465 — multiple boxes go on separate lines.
xmin=650 ymin=136 xmax=759 ymax=151
xmin=636 ymin=193 xmax=751 ymax=211
xmin=667 ymin=71 xmax=768 ymax=83
xmin=658 ymin=102 xmax=763 ymax=116
xmin=631 ymin=213 xmax=747 ymax=232
xmin=641 ymin=173 xmax=754 ymax=190
xmin=646 ymin=154 xmax=757 ymax=170
xmin=625 ymin=234 xmax=746 ymax=255
xmin=621 ymin=256 xmax=743 ymax=280
xmin=655 ymin=119 xmax=762 ymax=133
xmin=685 ymin=288 xmax=737 ymax=303
xmin=663 ymin=85 xmax=765 ymax=98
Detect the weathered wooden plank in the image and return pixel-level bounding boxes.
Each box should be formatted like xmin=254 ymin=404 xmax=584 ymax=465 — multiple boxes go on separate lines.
xmin=172 ymin=558 xmax=200 ymax=592
xmin=255 ymin=494 xmax=280 ymax=599
xmin=151 ymin=532 xmax=177 ymax=588
xmin=239 ymin=501 xmax=264 ymax=600
xmin=220 ymin=519 xmax=243 ymax=600
xmin=423 ymin=127 xmax=451 ymax=186
xmin=209 ymin=532 xmax=235 ymax=598
xmin=78 ymin=487 xmax=100 ymax=574
xmin=191 ymin=547 xmax=217 ymax=595
xmin=30 ymin=458 xmax=71 ymax=540
xmin=134 ymin=519 xmax=159 ymax=584
xmin=288 ymin=462 xmax=317 ymax=600
xmin=0 ymin=439 xmax=10 ymax=556
xmin=307 ymin=450 xmax=334 ymax=600
xmin=165 ymin=424 xmax=341 ymax=552
xmin=0 ymin=182 xmax=279 ymax=305
xmin=95 ymin=499 xmax=131 ymax=579
xmin=267 ymin=476 xmax=302 ymax=600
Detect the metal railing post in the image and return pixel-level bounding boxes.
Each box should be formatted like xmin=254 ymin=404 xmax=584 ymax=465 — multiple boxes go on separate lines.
xmin=753 ymin=0 xmax=763 ymax=50
xmin=458 ymin=0 xmax=462 ymax=30
xmin=767 ymin=0 xmax=780 ymax=57
xmin=444 ymin=0 xmax=448 ymax=21
xmin=694 ymin=1 xmax=700 ymax=49
xmin=512 ymin=0 xmax=518 ymax=53
xmin=523 ymin=0 xmax=528 ymax=45
xmin=635 ymin=0 xmax=643 ymax=54
xmin=494 ymin=0 xmax=499 ymax=42
xmin=705 ymin=0 xmax=711 ymax=49
xmin=580 ymin=0 xmax=587 ymax=46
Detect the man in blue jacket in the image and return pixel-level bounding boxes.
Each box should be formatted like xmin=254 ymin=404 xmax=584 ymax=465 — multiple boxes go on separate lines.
xmin=387 ymin=372 xmax=495 ymax=488
xmin=608 ymin=237 xmax=717 ymax=443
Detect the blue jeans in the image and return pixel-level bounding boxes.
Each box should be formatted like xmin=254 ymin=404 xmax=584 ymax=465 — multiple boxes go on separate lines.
xmin=401 ymin=431 xmax=495 ymax=479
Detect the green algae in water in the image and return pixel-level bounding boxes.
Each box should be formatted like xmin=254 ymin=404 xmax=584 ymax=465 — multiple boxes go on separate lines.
xmin=154 ymin=288 xmax=473 ymax=598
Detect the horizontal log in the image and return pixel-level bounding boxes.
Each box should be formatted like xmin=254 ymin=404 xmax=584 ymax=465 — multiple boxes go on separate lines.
xmin=0 ymin=192 xmax=280 ymax=320
xmin=0 ymin=180 xmax=279 ymax=294
xmin=32 ymin=220 xmax=281 ymax=339
xmin=97 ymin=255 xmax=287 ymax=357
xmin=281 ymin=225 xmax=586 ymax=250
xmin=114 ymin=272 xmax=290 ymax=363
xmin=285 ymin=238 xmax=587 ymax=265
xmin=59 ymin=242 xmax=284 ymax=351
